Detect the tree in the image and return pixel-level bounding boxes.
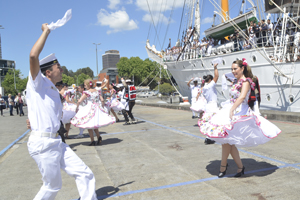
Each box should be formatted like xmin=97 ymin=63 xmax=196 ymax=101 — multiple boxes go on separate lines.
xmin=74 ymin=67 xmax=94 ymax=78
xmin=75 ymin=73 xmax=92 ymax=86
xmin=62 ymin=66 xmax=68 ymax=76
xmin=2 ymin=69 xmax=28 ymax=95
xmin=154 ymin=83 xmax=175 ymax=94
xmin=62 ymin=74 xmax=75 ymax=86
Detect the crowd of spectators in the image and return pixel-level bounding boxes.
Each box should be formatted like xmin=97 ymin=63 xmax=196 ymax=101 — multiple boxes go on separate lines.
xmin=163 ymin=17 xmax=300 ymax=61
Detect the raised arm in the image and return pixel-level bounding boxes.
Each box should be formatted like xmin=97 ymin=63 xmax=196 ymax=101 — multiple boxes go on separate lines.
xmin=229 ymin=81 xmax=250 ymax=119
xmin=187 ymin=78 xmax=193 ymax=87
xmin=121 ymin=78 xmax=127 ymax=86
xmin=29 ymin=23 xmax=51 ymax=80
xmin=76 ymin=93 xmax=87 ymax=112
xmin=213 ymin=63 xmax=219 ymax=83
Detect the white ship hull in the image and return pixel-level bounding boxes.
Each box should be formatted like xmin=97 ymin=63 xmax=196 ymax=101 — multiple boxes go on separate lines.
xmin=147 ymin=47 xmax=300 ymax=112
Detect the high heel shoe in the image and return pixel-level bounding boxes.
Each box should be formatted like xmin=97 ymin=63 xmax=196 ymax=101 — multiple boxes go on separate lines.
xmin=88 ymin=141 xmax=96 ymax=146
xmin=97 ymin=136 xmax=102 ymax=145
xmin=234 ymin=166 xmax=245 ymax=177
xmin=218 ymin=164 xmax=228 ymax=178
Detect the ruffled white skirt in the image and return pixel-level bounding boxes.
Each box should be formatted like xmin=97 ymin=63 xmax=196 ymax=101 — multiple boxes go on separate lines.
xmin=198 ymin=100 xmax=281 ymax=147
xmin=190 ymin=97 xmax=207 ymax=113
xmin=71 ymin=102 xmax=115 ymax=129
xmin=61 ymin=102 xmax=77 ymax=124
xmin=110 ymin=98 xmax=125 ymax=111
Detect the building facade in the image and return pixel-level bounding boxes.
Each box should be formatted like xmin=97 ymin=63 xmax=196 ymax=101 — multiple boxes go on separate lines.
xmin=99 ymin=50 xmax=120 ymax=84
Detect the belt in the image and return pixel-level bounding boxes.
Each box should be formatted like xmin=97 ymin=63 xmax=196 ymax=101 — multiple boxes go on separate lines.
xmin=30 ymin=130 xmax=59 ymax=138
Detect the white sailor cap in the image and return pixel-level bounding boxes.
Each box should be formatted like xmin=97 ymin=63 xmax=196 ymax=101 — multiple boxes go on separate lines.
xmin=39 ymin=53 xmax=59 ymax=70
xmin=125 ymin=79 xmax=132 ymax=83
xmin=96 ymin=81 xmax=102 ymax=84
xmin=193 ymin=77 xmax=199 ymax=82
xmin=116 ymin=84 xmax=123 ymax=88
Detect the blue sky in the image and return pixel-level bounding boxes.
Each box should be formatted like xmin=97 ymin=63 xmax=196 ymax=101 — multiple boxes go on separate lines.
xmin=0 ymin=0 xmax=248 ymax=78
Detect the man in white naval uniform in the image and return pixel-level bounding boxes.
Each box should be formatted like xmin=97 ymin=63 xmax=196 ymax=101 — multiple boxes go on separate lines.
xmin=26 ymin=23 xmax=97 ymax=200
xmin=187 ymin=77 xmax=201 ymax=119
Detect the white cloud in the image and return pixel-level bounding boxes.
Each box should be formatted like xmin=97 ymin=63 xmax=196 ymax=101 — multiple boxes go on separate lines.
xmin=108 ymin=0 xmax=121 ymax=10
xmin=202 ymin=17 xmax=213 ymax=24
xmin=126 ymin=0 xmax=133 ymax=4
xmin=136 ymin=0 xmax=183 ymax=26
xmin=97 ymin=9 xmax=138 ymax=34
xmin=142 ymin=13 xmax=171 ymax=25
xmin=135 ymin=0 xmax=184 ymax=12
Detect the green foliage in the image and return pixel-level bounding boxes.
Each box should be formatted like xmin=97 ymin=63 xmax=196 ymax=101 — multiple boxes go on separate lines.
xmin=117 ymin=57 xmax=170 ymax=90
xmin=1 ymin=69 xmax=28 ymax=95
xmin=62 ymin=74 xmax=75 ymax=86
xmin=154 ymin=83 xmax=175 ymax=94
xmin=62 ymin=66 xmax=94 ymax=79
xmin=75 ymin=73 xmax=92 ymax=85
xmin=74 ymin=67 xmax=94 ymax=78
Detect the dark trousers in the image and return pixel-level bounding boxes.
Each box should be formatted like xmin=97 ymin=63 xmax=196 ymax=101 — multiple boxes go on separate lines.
xmin=9 ymin=105 xmax=13 ymax=115
xmin=0 ymin=105 xmax=5 ymax=115
xmin=15 ymin=104 xmax=19 ymax=115
xmin=19 ymin=103 xmax=24 ymax=115
xmin=122 ymin=101 xmax=135 ymax=122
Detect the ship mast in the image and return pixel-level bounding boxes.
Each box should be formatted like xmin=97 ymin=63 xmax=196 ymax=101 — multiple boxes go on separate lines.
xmin=221 ymin=0 xmax=229 ymax=21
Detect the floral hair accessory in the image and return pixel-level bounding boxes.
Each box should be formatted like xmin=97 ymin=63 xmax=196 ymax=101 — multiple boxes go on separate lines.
xmin=242 ymin=58 xmax=247 ymax=66
xmin=202 ymin=80 xmax=205 ymax=84
xmin=89 ymin=81 xmax=92 ymax=87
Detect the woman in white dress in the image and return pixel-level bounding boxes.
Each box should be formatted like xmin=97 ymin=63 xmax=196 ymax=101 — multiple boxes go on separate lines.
xmin=200 ymin=63 xmax=219 ymax=144
xmin=71 ymin=79 xmax=115 ymax=146
xmin=190 ymin=79 xmax=207 ymax=116
xmin=108 ymin=84 xmax=125 ymax=122
xmin=198 ymin=59 xmax=281 ymax=177
xmin=61 ymin=83 xmax=77 ymax=139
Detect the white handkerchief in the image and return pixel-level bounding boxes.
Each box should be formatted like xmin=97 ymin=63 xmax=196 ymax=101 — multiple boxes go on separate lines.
xmin=222 ymin=72 xmax=236 ymax=91
xmin=47 ymin=9 xmax=72 ymax=31
xmin=211 ymin=57 xmax=222 ymax=66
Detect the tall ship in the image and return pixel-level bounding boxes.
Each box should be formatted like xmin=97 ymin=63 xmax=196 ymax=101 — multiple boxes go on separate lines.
xmin=146 ymin=0 xmax=300 ymax=112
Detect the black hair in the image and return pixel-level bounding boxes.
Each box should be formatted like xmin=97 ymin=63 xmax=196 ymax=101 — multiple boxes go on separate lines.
xmin=110 ymin=83 xmax=118 ymax=91
xmin=55 ymin=81 xmax=63 ymax=87
xmin=203 ymin=75 xmax=213 ymax=82
xmin=63 ymin=83 xmax=68 ymax=87
xmin=79 ymin=84 xmax=84 ymax=88
xmin=41 ymin=66 xmax=53 ymax=76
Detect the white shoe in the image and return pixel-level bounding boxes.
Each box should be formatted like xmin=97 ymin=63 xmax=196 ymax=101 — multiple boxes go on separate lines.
xmin=74 ymin=134 xmax=84 ymax=139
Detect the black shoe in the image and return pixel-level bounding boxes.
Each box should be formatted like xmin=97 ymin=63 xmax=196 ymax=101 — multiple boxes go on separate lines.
xmin=204 ymin=138 xmax=215 ymax=145
xmin=88 ymin=141 xmax=96 ymax=146
xmin=116 ymin=119 xmax=120 ymax=122
xmin=124 ymin=121 xmax=131 ymax=125
xmin=192 ymin=116 xmax=196 ymax=119
xmin=97 ymin=136 xmax=102 ymax=145
xmin=234 ymin=166 xmax=245 ymax=177
xmin=218 ymin=164 xmax=228 ymax=178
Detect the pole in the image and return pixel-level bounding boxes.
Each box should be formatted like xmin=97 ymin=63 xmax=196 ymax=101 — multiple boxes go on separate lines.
xmin=93 ymin=43 xmax=101 ymax=78
xmin=96 ymin=45 xmax=98 ymax=76
xmin=13 ymin=68 xmax=16 ymax=90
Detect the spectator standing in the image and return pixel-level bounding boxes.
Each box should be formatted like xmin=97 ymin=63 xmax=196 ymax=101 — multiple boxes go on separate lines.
xmin=14 ymin=93 xmax=25 ymax=116
xmin=267 ymin=19 xmax=274 ymax=46
xmin=0 ymin=94 xmax=7 ymax=116
xmin=261 ymin=20 xmax=268 ymax=46
xmin=8 ymin=94 xmax=14 ymax=116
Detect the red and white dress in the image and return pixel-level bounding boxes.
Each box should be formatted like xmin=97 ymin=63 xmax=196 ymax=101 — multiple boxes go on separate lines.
xmin=71 ymin=90 xmax=115 ymax=129
xmin=110 ymin=89 xmax=125 ymax=111
xmin=198 ymin=78 xmax=281 ymax=147
xmin=61 ymin=90 xmax=77 ymax=124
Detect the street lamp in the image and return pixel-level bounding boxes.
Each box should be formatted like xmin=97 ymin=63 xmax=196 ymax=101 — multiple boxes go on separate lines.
xmin=93 ymin=43 xmax=101 ymax=77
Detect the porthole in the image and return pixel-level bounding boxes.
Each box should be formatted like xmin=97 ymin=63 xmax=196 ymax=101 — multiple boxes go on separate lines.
xmin=289 ymin=94 xmax=295 ymax=103
xmin=222 ymin=59 xmax=226 ymax=65
xmin=266 ymin=94 xmax=271 ymax=101
xmin=252 ymin=55 xmax=257 ymax=62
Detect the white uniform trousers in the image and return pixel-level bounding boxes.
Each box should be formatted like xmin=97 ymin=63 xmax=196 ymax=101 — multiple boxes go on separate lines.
xmin=27 ymin=135 xmax=97 ymax=200
xmin=191 ymin=98 xmax=199 ymax=117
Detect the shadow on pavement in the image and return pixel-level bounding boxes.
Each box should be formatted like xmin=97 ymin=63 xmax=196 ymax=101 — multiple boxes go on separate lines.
xmin=206 ymin=158 xmax=278 ymax=177
xmin=96 ymin=181 xmax=135 ymax=199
